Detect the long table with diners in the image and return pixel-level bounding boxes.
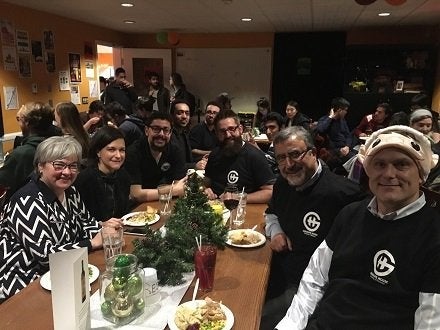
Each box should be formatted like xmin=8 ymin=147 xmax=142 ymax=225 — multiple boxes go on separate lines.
xmin=0 ymin=202 xmax=271 ymax=330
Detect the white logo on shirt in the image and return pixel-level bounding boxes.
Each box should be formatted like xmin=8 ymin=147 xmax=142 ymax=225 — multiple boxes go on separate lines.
xmin=302 ymin=212 xmax=320 ymax=237
xmin=227 ymin=170 xmax=239 ymax=184
xmin=370 ymin=249 xmax=395 ymax=285
xmin=373 ymin=250 xmax=395 ymax=277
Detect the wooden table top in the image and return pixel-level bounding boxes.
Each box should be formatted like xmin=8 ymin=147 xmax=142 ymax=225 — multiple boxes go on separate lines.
xmin=0 ymin=201 xmax=271 ymax=330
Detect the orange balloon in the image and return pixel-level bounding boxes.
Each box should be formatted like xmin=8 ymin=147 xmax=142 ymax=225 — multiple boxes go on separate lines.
xmin=385 ymin=0 xmax=406 ymax=5
xmin=168 ymin=31 xmax=180 ymax=46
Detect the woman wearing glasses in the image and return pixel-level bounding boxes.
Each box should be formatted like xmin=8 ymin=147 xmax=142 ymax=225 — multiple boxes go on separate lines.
xmin=75 ymin=126 xmax=130 ymax=222
xmin=0 ymin=136 xmax=121 ymax=300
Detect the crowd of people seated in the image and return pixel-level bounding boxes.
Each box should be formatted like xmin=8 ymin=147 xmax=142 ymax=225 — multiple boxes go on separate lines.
xmin=1 ymin=69 xmax=439 ymax=328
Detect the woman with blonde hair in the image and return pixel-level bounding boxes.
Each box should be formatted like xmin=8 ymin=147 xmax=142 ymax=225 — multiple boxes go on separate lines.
xmin=55 ymin=102 xmax=90 ymax=158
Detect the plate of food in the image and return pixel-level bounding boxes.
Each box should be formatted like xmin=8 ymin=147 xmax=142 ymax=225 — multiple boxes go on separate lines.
xmin=168 ymin=297 xmax=234 ymax=330
xmin=226 ymin=229 xmax=266 ymax=248
xmin=40 ymin=264 xmax=99 ymax=291
xmin=122 ymin=207 xmax=160 ymax=227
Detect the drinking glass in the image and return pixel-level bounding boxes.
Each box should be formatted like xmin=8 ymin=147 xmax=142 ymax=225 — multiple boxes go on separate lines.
xmin=222 ymin=184 xmax=239 ymax=230
xmin=157 ymin=184 xmax=173 ymax=216
xmin=101 ymin=226 xmax=123 ymax=261
xmin=194 ymin=245 xmax=217 ymax=292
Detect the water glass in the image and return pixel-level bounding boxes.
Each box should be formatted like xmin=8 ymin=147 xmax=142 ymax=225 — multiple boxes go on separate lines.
xmin=157 ymin=184 xmax=173 ymax=216
xmin=232 ymin=192 xmax=247 ymax=228
xmin=101 ymin=226 xmax=123 ymax=261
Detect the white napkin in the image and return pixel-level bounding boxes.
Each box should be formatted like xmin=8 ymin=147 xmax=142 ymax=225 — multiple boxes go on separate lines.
xmin=90 ymin=272 xmax=195 ymax=329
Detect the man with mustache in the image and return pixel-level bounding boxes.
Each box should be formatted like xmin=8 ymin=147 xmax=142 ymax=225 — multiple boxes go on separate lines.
xmin=170 ymin=100 xmax=206 ymax=170
xmin=277 ymin=126 xmax=440 ymax=329
xmin=124 ymin=112 xmax=186 ymax=203
xmin=204 ymin=109 xmax=275 ymax=203
xmin=261 ymin=126 xmax=364 ymax=330
xmin=189 ymin=101 xmax=221 ymax=162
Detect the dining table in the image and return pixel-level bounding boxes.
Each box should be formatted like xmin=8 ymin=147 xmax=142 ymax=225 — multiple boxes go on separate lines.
xmin=0 ymin=201 xmax=272 ymax=330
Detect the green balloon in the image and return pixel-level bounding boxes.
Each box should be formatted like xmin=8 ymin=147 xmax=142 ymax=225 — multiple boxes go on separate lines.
xmin=156 ymin=32 xmax=168 ymax=45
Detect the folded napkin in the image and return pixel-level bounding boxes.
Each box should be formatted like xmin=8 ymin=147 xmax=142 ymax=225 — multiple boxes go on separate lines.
xmin=90 ymin=272 xmax=195 ymax=329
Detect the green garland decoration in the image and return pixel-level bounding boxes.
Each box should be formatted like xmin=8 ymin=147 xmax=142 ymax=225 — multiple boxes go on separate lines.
xmin=132 ymin=173 xmax=228 ymax=286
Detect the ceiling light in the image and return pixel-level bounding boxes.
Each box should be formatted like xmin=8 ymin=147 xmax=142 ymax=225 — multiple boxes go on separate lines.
xmin=123 ymin=20 xmax=136 ymax=24
xmin=121 ymin=3 xmax=134 ymax=7
xmin=378 ymin=12 xmax=391 ymax=16
xmin=241 ymin=18 xmax=252 ymax=22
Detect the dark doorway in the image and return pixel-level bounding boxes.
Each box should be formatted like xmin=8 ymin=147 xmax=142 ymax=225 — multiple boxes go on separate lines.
xmin=271 ymin=32 xmax=346 ymax=122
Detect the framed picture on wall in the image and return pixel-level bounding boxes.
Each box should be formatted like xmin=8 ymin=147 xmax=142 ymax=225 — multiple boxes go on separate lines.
xmin=395 ymin=80 xmax=404 ymax=92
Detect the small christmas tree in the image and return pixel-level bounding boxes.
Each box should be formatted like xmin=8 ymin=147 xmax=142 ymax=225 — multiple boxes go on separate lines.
xmin=133 ymin=172 xmax=228 ymax=285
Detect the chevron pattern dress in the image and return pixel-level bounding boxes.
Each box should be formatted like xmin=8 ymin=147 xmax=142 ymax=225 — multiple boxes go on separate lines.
xmin=0 ymin=177 xmax=100 ymax=300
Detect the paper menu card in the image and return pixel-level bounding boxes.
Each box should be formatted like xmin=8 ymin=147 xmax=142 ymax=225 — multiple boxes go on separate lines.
xmin=49 ymin=247 xmax=91 ymax=330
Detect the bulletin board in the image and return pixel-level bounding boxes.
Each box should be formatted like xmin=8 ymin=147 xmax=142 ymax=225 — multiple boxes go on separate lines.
xmin=175 ymin=48 xmax=272 ymax=114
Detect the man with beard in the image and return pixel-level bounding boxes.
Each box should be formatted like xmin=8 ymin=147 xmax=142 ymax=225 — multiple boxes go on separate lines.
xmin=189 ymin=101 xmax=221 ymax=162
xmin=170 ymin=100 xmax=206 ymax=170
xmin=146 ymin=71 xmax=170 ymax=113
xmin=260 ymin=126 xmax=365 ymax=330
xmin=104 ymin=67 xmax=137 ymax=115
xmin=124 ymin=112 xmax=187 ymax=203
xmin=204 ymin=109 xmax=275 ymax=203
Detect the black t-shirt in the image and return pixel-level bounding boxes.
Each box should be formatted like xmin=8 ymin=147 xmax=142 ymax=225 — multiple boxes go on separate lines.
xmin=189 ymin=122 xmax=218 ymax=162
xmin=124 ymin=136 xmax=186 ymax=188
xmin=205 ymin=142 xmax=275 ymax=196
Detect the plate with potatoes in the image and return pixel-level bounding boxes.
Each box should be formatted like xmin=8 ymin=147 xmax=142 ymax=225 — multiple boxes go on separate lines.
xmin=227 ymin=229 xmax=266 ymax=248
xmin=122 ymin=206 xmax=159 ymax=226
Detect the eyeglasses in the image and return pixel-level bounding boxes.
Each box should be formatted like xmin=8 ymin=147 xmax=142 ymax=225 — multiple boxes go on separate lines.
xmin=149 ymin=126 xmax=171 ymax=135
xmin=217 ymin=125 xmax=239 ymax=135
xmin=275 ymin=148 xmax=311 ymax=165
xmin=51 ymin=161 xmax=80 ymax=173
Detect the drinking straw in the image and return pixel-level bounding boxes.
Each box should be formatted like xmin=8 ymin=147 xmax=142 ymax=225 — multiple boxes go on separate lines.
xmin=164 ymin=180 xmax=174 ymax=214
xmin=192 ymin=278 xmax=200 ymax=301
xmin=195 ymin=236 xmax=202 ymax=251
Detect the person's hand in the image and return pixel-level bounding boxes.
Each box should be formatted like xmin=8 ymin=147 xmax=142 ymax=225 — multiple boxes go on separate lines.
xmin=270 ymin=233 xmax=292 ymax=252
xmin=359 ymin=133 xmax=367 ymax=137
xmin=195 ymin=154 xmax=209 ymax=170
xmin=90 ymin=231 xmax=103 ymax=250
xmin=204 ymin=187 xmax=218 ymax=200
xmin=340 ymin=146 xmax=349 ymax=156
xmin=103 ymin=218 xmax=123 ymax=229
xmin=173 ymin=177 xmax=188 ymax=197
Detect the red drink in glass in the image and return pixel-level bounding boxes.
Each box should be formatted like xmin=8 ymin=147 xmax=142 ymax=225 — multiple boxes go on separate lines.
xmin=194 ymin=245 xmax=217 ymax=292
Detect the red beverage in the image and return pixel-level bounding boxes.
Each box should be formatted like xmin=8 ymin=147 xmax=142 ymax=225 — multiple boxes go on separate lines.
xmin=194 ymin=245 xmax=217 ymax=292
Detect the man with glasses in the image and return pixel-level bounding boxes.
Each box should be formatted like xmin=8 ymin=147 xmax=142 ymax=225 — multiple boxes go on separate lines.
xmin=104 ymin=67 xmax=137 ymax=115
xmin=189 ymin=101 xmax=221 ymax=162
xmin=204 ymin=109 xmax=275 ymax=203
xmin=260 ymin=126 xmax=364 ymax=330
xmin=124 ymin=112 xmax=186 ymax=203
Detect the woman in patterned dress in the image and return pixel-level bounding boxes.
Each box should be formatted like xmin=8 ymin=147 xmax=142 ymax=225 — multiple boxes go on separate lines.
xmin=0 ymin=136 xmax=121 ymax=301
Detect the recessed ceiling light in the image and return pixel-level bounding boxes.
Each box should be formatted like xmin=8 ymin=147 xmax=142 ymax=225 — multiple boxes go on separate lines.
xmin=124 ymin=20 xmax=136 ymax=24
xmin=121 ymin=3 xmax=134 ymax=7
xmin=241 ymin=18 xmax=252 ymax=22
xmin=378 ymin=12 xmax=391 ymax=16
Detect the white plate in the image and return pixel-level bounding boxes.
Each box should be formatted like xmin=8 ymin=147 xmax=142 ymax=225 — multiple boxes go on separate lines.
xmin=40 ymin=264 xmax=99 ymax=291
xmin=226 ymin=229 xmax=266 ymax=248
xmin=168 ymin=300 xmax=234 ymax=330
xmin=122 ymin=212 xmax=160 ymax=227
